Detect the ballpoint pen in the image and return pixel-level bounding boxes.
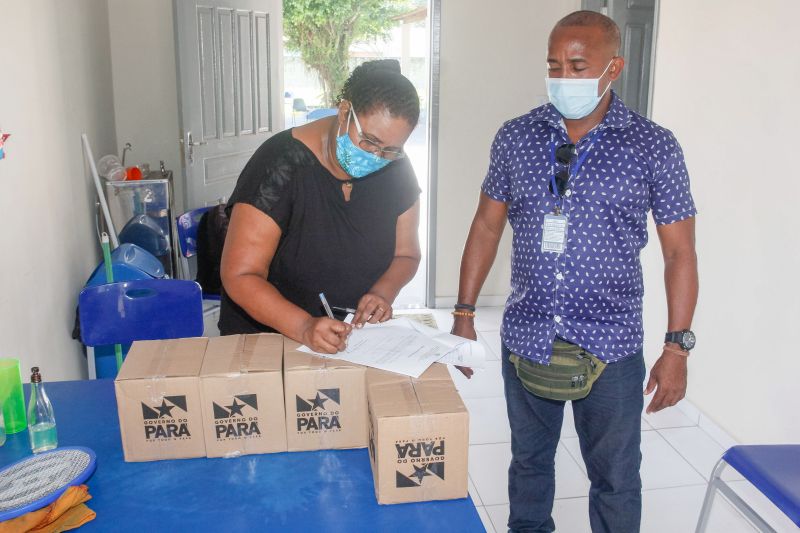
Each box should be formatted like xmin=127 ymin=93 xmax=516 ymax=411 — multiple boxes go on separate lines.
xmin=319 ymin=293 xmax=335 ymax=319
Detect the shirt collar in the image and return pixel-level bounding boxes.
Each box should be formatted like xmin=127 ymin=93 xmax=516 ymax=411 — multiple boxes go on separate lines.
xmin=530 ymin=90 xmax=632 ymax=132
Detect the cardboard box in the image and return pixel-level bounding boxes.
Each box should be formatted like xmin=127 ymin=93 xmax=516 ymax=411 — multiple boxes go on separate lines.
xmin=114 ymin=338 xmax=208 ymax=462
xmin=365 ymin=362 xmax=452 ymax=388
xmin=283 ymin=340 xmax=368 ymax=451
xmin=199 ymin=334 xmax=287 ymax=458
xmin=367 ymin=364 xmax=469 ymax=504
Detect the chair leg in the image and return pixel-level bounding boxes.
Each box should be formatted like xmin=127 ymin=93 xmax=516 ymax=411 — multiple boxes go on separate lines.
xmin=180 ymin=256 xmax=191 ymax=280
xmin=87 ymin=346 xmax=97 ymax=380
xmin=696 ymin=458 xmax=727 ymax=532
xmin=696 ymin=457 xmax=778 ymax=533
xmin=203 ymin=305 xmax=220 ymax=318
xmin=715 ymin=482 xmax=777 ymax=533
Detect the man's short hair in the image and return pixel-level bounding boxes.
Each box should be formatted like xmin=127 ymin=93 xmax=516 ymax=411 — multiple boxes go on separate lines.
xmin=553 ymin=10 xmax=621 ymax=54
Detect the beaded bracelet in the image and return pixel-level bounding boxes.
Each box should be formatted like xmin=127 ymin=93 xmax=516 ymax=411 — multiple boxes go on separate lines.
xmin=663 ymin=344 xmax=690 ymax=357
xmin=452 ymin=310 xmax=476 ymax=318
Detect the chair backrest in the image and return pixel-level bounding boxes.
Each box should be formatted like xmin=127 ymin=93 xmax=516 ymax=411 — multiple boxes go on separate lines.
xmin=175 ymin=206 xmax=213 ymax=259
xmin=79 ymin=279 xmax=204 ymax=346
xmin=118 ymin=214 xmax=170 ymax=257
xmin=292 ymin=98 xmax=307 ymax=112
xmin=306 ymin=108 xmax=338 ymax=121
xmin=85 ymin=243 xmax=165 ymax=287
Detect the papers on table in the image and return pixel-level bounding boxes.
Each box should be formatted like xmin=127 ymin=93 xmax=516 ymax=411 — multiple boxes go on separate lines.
xmin=400 ymin=317 xmax=486 ymax=369
xmin=298 ymin=316 xmax=486 ymax=377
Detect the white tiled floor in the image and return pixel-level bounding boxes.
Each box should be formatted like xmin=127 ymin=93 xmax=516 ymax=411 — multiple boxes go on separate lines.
xmin=204 ymin=305 xmax=795 ymax=532
xmin=450 ymin=307 xmax=795 ymax=533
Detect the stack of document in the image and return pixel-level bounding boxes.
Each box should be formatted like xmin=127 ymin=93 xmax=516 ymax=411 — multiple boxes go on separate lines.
xmin=298 ymin=316 xmax=485 ymax=378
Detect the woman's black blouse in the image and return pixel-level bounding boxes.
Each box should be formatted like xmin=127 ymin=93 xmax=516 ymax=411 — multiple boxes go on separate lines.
xmin=219 ymin=129 xmax=420 ymax=335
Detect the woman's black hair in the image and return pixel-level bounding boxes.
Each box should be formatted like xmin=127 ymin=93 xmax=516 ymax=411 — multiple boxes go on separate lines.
xmin=337 ymin=59 xmax=420 ymax=128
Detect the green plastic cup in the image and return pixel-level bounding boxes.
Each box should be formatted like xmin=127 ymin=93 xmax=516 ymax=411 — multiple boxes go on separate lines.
xmin=0 ymin=359 xmax=27 ymax=434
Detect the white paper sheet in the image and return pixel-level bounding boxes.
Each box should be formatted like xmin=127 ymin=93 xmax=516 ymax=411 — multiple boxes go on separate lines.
xmin=398 ymin=318 xmax=487 ymax=369
xmin=298 ymin=321 xmax=447 ymax=377
xmin=297 ymin=315 xmax=486 ymax=376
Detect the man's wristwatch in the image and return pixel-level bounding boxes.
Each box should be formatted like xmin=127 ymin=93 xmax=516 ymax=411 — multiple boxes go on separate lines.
xmin=664 ymin=330 xmax=696 ymax=351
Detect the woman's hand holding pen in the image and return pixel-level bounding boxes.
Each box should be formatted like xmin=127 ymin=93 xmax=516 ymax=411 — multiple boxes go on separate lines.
xmin=300 ymin=317 xmax=352 ymax=354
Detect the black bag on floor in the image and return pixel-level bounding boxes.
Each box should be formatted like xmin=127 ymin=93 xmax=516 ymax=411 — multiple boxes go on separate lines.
xmin=195 ymin=204 xmax=229 ymax=296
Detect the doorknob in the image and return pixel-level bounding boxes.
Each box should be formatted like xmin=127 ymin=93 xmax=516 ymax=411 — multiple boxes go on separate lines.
xmin=179 ymin=131 xmax=207 ymax=163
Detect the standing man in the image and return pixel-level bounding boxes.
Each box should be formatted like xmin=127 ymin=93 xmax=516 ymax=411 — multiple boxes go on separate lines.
xmin=452 ymin=11 xmax=698 ymax=533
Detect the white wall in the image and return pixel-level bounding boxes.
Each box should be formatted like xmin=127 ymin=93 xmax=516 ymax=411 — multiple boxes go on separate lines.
xmin=434 ymin=0 xmax=580 ymax=304
xmin=107 ymin=0 xmax=184 ymax=213
xmin=0 ymin=0 xmax=118 ymax=381
xmin=647 ymin=0 xmax=800 ymax=443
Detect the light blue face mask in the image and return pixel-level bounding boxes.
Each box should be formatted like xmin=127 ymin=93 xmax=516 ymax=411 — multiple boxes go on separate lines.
xmin=545 ymin=60 xmax=614 ymax=120
xmin=335 ymin=108 xmax=392 ymax=179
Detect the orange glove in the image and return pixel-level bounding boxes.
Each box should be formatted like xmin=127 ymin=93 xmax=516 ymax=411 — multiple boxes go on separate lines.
xmin=0 ymin=485 xmax=95 ymax=533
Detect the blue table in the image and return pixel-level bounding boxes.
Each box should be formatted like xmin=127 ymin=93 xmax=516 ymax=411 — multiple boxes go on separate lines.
xmin=0 ymin=380 xmax=484 ymax=532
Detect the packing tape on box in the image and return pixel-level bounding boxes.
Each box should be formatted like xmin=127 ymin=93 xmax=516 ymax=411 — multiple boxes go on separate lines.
xmin=221 ymin=335 xmax=253 ymax=459
xmin=145 ymin=342 xmax=171 ymax=457
xmin=408 ymin=381 xmax=446 ymax=503
xmin=313 ymin=358 xmax=338 ymax=450
xmin=410 ymin=381 xmax=435 ymax=503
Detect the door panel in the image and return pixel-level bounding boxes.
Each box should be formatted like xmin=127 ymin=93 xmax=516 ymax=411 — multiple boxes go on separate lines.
xmin=175 ymin=0 xmax=282 ymax=208
xmin=583 ymin=0 xmax=656 ymax=116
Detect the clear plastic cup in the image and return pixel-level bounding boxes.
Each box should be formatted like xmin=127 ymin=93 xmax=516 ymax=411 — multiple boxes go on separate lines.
xmin=97 ymin=154 xmax=127 ymax=181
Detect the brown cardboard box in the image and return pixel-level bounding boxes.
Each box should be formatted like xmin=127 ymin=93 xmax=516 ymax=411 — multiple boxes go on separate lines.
xmin=283 ymin=340 xmax=368 ymax=451
xmin=114 ymin=337 xmax=209 ymax=462
xmin=365 ymin=362 xmax=452 ymax=388
xmin=367 ymin=364 xmax=469 ymax=504
xmin=199 ymin=334 xmax=287 ymax=458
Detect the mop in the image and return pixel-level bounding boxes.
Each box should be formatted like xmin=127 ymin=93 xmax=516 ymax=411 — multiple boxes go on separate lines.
xmin=101 ymin=233 xmax=124 ymax=371
xmin=81 ymin=134 xmax=119 ymax=248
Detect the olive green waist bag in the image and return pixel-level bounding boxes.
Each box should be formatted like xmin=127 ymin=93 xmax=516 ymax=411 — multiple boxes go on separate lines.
xmin=509 ymin=340 xmax=607 ymax=401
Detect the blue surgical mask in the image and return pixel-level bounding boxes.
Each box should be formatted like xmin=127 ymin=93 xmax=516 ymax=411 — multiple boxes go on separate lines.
xmin=545 ymin=60 xmax=614 ymax=120
xmin=335 ymin=109 xmax=392 ymax=178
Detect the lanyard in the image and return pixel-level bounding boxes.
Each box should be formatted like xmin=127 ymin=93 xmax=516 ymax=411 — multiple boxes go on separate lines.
xmin=549 ymin=127 xmax=604 ymax=211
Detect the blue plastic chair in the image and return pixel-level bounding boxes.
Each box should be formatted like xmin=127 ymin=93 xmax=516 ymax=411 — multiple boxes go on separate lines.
xmin=696 ymin=445 xmax=800 ymax=532
xmin=78 ymin=279 xmax=204 ymax=378
xmin=118 ymin=214 xmax=171 ymax=257
xmin=306 ymin=108 xmax=339 ymax=121
xmin=175 ymin=207 xmax=221 ymax=317
xmin=85 ymin=243 xmax=165 ymax=287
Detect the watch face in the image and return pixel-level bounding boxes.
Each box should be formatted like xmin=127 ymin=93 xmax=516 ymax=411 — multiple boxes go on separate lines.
xmin=681 ymin=331 xmax=696 ymax=350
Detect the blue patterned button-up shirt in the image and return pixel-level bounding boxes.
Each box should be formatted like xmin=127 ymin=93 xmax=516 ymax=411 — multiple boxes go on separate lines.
xmin=482 ymin=92 xmax=696 ymax=364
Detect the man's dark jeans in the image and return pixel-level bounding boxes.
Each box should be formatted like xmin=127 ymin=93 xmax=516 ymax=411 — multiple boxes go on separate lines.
xmin=501 ymin=343 xmax=646 ymax=533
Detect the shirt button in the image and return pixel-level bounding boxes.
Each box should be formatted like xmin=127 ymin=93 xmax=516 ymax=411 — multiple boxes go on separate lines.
xmin=564 ymin=189 xmax=572 ymax=197
xmin=555 ymin=272 xmax=564 ymax=281
xmin=554 ymin=315 xmax=562 ymax=323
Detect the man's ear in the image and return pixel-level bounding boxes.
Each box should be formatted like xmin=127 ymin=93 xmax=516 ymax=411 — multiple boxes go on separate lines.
xmin=609 ymin=56 xmax=625 ymax=81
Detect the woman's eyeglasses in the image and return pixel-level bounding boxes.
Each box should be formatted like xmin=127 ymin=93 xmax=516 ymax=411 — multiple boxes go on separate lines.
xmin=550 ymin=143 xmax=576 ymax=196
xmin=349 ymin=108 xmax=406 ymax=161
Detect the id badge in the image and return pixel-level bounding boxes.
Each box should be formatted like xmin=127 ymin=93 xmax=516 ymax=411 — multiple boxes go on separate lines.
xmin=542 ymin=213 xmax=568 ymax=253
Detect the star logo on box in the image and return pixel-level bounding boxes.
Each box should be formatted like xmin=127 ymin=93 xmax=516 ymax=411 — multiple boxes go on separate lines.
xmin=212 ymin=394 xmax=261 ymax=440
xmin=395 ymin=439 xmax=447 ymax=487
xmin=295 ymin=389 xmax=340 ymax=412
xmin=213 ymin=394 xmax=258 ymax=419
xmin=141 ymin=396 xmax=187 ymax=419
xmin=140 ymin=396 xmax=191 ymax=441
xmin=295 ymin=389 xmax=341 ymax=432
xmin=395 ymin=462 xmax=445 ymax=488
